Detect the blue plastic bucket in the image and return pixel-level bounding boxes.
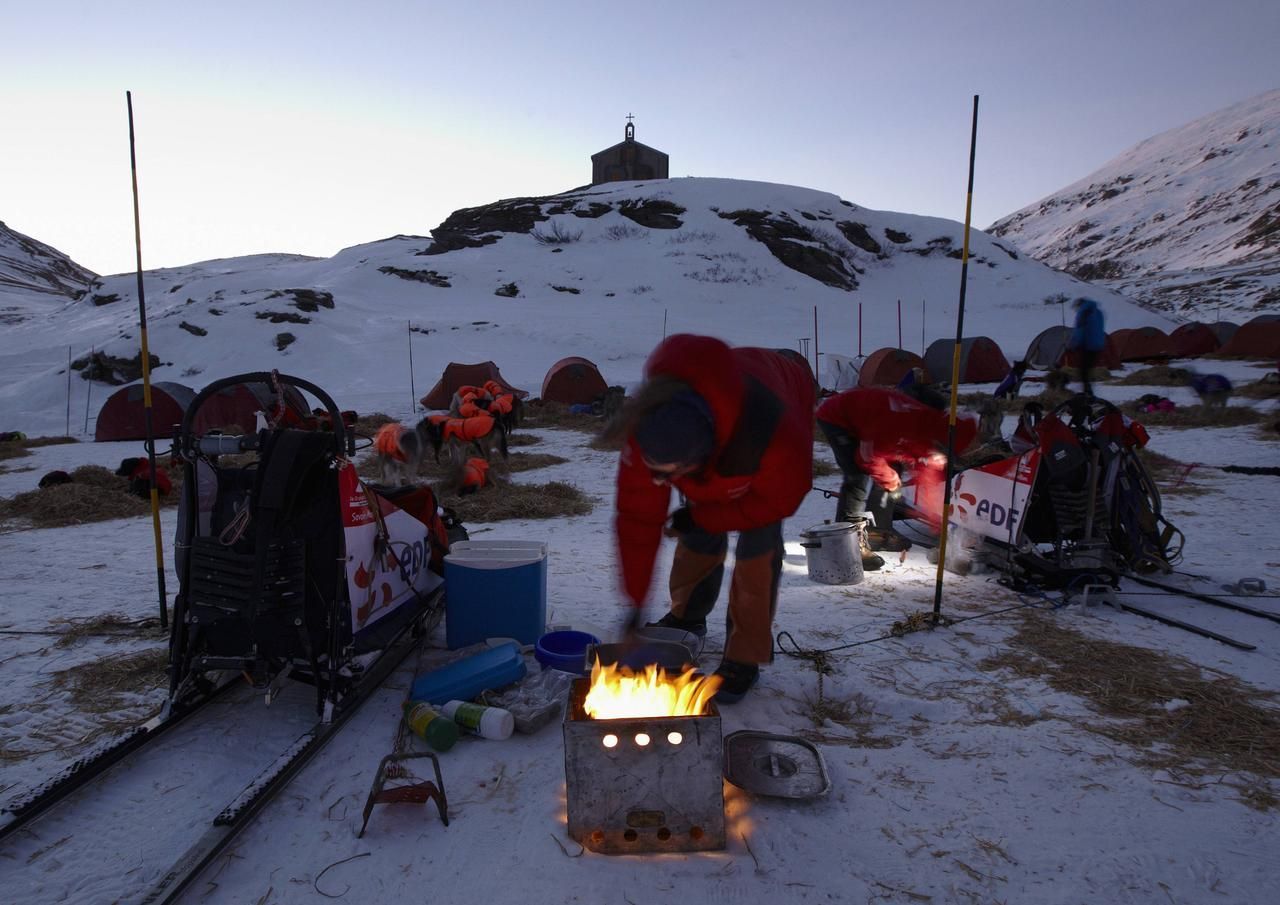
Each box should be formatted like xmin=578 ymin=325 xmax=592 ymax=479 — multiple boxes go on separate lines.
xmin=535 ymin=630 xmax=601 ymax=674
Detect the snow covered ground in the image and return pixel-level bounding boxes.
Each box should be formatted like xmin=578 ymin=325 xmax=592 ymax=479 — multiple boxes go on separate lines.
xmin=1 ymin=365 xmax=1278 ymax=905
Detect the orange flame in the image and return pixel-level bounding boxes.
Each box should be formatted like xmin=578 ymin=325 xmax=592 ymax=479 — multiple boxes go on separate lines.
xmin=583 ymin=658 xmax=722 ymax=720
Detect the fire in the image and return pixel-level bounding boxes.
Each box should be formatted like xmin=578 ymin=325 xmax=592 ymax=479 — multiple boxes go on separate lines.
xmin=583 ymin=658 xmax=722 ymax=720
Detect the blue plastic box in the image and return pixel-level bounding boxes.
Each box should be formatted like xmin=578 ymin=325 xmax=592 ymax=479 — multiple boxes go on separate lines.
xmin=444 ymin=540 xmax=548 ymax=649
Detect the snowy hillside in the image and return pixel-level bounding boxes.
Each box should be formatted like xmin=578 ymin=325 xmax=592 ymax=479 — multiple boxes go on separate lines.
xmin=0 ymin=177 xmax=1172 ymax=435
xmin=989 ymin=89 xmax=1280 ymax=320
xmin=0 ymin=221 xmax=97 ymax=325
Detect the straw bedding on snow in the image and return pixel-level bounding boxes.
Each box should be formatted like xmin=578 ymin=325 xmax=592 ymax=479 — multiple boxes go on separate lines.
xmin=980 ymin=611 xmax=1280 ymax=807
xmin=0 ymin=434 xmax=77 ymax=462
xmin=47 ymin=647 xmax=168 ymax=715
xmin=522 ymin=400 xmax=603 ymax=431
xmin=0 ymin=481 xmax=150 ymax=527
xmin=1110 ymin=365 xmax=1193 ymax=386
xmin=447 ymin=480 xmax=593 ymax=521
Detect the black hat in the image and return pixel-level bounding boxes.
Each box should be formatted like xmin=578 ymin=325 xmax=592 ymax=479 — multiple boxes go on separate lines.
xmin=634 ymin=391 xmax=715 ymax=466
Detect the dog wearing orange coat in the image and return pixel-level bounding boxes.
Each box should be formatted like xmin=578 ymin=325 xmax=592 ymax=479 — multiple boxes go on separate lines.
xmin=422 ymin=412 xmax=509 ymax=474
xmin=373 ymin=420 xmax=435 ymax=486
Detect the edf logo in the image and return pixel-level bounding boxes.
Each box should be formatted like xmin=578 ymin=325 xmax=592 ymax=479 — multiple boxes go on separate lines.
xmin=975 ymin=498 xmax=1019 ymax=530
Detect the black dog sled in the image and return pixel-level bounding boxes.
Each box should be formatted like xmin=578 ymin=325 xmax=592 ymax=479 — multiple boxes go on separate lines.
xmin=169 ymin=371 xmax=451 ymax=720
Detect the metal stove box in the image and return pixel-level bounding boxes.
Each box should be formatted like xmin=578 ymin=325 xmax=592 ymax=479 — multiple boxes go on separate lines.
xmin=563 ymin=676 xmax=725 ymax=854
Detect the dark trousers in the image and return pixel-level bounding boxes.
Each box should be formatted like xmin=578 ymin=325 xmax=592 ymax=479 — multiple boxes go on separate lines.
xmin=668 ymin=521 xmax=783 ymax=665
xmin=818 ymin=419 xmax=875 ymax=521
xmin=1079 ymin=349 xmax=1098 ymax=397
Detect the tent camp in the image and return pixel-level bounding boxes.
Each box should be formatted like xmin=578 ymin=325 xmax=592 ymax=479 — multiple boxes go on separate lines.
xmin=540 ymin=357 xmax=608 ymax=406
xmin=1208 ymin=321 xmax=1239 ymax=346
xmin=1218 ymin=316 xmax=1280 ymax=358
xmin=1168 ymin=322 xmax=1224 ymax=358
xmin=189 ymin=381 xmax=311 ymax=434
xmin=1024 ymin=325 xmax=1122 ymax=370
xmin=857 ymin=348 xmax=930 ymax=387
xmin=95 ymin=381 xmax=195 ymax=441
xmin=924 ymin=336 xmax=1010 ymax=384
xmin=420 ymin=362 xmax=527 ymax=410
xmin=1110 ymin=327 xmax=1172 ymax=362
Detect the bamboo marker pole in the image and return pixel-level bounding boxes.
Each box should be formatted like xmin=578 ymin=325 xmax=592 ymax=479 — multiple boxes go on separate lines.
xmin=932 ymin=94 xmax=980 ymax=624
xmin=65 ymin=346 xmax=72 ymax=437
xmin=813 ymin=305 xmax=819 ymax=380
xmin=858 ymin=303 xmax=862 ymax=357
xmin=127 ymin=90 xmax=168 ymax=629
xmin=84 ymin=346 xmax=94 ymax=434
xmin=897 ymin=299 xmax=902 ymax=349
xmin=407 ymin=321 xmax=416 ymax=414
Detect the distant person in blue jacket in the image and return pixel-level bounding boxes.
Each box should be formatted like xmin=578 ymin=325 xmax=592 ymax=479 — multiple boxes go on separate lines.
xmin=1067 ymin=297 xmax=1106 ymax=396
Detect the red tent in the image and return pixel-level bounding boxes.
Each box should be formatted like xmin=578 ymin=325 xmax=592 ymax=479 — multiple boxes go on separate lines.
xmin=1062 ymin=333 xmax=1122 ymax=370
xmin=858 ymin=348 xmax=930 ymax=387
xmin=1167 ymin=322 xmax=1223 ymax=358
xmin=924 ymin=336 xmax=1010 ymax=383
xmin=1219 ymin=316 xmax=1280 ymax=359
xmin=1110 ymin=327 xmax=1172 ymax=362
xmin=190 ymin=381 xmax=310 ymax=434
xmin=420 ymin=362 xmax=527 ymax=410
xmin=540 ymin=357 xmax=608 ymax=406
xmin=95 ymin=381 xmax=195 ymax=441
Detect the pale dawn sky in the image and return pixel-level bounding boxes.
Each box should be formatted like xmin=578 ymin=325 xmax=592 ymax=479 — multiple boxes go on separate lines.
xmin=3 ymin=0 xmax=1277 ymax=276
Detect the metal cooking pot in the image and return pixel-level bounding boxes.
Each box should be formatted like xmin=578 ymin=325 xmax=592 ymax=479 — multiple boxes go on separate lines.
xmin=799 ymin=520 xmax=864 ymax=585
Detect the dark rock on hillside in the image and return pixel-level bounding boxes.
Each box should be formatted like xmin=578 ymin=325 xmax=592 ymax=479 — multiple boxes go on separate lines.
xmin=91 ymin=293 xmax=121 ymax=306
xmin=266 ymin=288 xmax=334 ymax=312
xmin=256 ymin=311 xmax=311 ymax=325
xmin=423 ymin=197 xmax=551 ymax=255
xmin=275 ymin=333 xmax=296 ymax=351
xmin=71 ymin=350 xmax=161 ymax=385
xmin=837 ymin=221 xmax=882 ymax=256
xmin=884 ymin=228 xmax=912 ymax=244
xmin=495 ymin=282 xmax=519 ymax=298
xmin=718 ymin=208 xmax=860 ymax=290
xmin=618 ymin=199 xmax=685 ymax=229
xmin=179 ymin=321 xmax=207 ymax=337
xmin=378 ymin=266 xmax=451 ymax=287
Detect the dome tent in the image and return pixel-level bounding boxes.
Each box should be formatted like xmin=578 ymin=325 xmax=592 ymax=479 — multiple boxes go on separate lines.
xmin=1110 ymin=327 xmax=1172 ymax=362
xmin=540 ymin=357 xmax=608 ymax=406
xmin=1023 ymin=326 xmax=1121 ymax=371
xmin=857 ymin=348 xmax=930 ymax=388
xmin=95 ymin=381 xmax=195 ymax=441
xmin=190 ymin=381 xmax=310 ymax=434
xmin=924 ymin=336 xmax=1010 ymax=384
xmin=1219 ymin=316 xmax=1280 ymax=358
xmin=420 ymin=362 xmax=527 ymax=410
xmin=1168 ymin=322 xmax=1223 ymax=358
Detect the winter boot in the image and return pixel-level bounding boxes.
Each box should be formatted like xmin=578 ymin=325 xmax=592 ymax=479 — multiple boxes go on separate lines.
xmin=866 ymin=527 xmax=912 ymax=553
xmin=859 ymin=532 xmax=885 ymax=572
xmin=712 ymin=660 xmax=759 ymax=704
xmin=647 ymin=611 xmax=708 ymax=638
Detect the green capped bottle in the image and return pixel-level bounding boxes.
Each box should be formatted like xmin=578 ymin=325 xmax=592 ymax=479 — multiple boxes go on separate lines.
xmin=403 ymin=701 xmax=460 ymax=752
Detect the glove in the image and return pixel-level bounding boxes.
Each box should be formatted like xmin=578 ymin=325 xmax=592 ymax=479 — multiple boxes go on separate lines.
xmin=886 ymin=487 xmax=903 ymax=503
xmin=664 ymin=506 xmax=697 ymax=538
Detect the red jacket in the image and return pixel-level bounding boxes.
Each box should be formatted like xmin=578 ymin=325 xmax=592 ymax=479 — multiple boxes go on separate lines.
xmin=615 ymin=335 xmax=815 ymax=606
xmin=815 ymin=388 xmax=976 ymax=492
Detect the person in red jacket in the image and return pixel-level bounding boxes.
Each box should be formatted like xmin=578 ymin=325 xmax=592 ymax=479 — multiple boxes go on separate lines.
xmin=815 ymin=385 xmax=977 ymax=568
xmin=612 ymin=334 xmax=814 ymax=703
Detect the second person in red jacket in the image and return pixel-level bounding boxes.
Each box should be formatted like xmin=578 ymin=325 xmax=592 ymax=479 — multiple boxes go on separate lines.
xmin=612 ymin=334 xmax=815 ymax=703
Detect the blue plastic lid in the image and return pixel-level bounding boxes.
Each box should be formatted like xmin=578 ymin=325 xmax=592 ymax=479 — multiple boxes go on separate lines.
xmin=410 ymin=641 xmax=527 ymax=704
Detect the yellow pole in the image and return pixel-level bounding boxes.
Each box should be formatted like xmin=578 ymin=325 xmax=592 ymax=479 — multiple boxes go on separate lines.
xmin=932 ymin=95 xmax=980 ymax=623
xmin=127 ymin=91 xmax=168 ymax=629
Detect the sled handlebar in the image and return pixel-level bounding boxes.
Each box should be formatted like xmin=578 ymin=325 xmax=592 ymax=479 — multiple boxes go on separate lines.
xmin=195 ymin=434 xmax=259 ymax=456
xmin=177 ymin=372 xmax=352 ymax=457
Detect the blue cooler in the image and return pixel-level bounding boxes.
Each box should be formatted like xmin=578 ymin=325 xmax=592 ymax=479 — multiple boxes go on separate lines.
xmin=444 ymin=540 xmax=548 ymax=649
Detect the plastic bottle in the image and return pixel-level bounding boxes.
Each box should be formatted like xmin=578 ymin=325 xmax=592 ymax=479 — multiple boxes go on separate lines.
xmin=403 ymin=701 xmax=460 ymax=751
xmin=440 ymin=700 xmax=515 ymax=740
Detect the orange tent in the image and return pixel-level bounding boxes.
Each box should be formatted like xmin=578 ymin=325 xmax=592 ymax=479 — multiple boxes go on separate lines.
xmin=1110 ymin=327 xmax=1172 ymax=362
xmin=1219 ymin=316 xmax=1280 ymax=359
xmin=857 ymin=348 xmax=930 ymax=387
xmin=1167 ymin=322 xmax=1223 ymax=358
xmin=540 ymin=357 xmax=608 ymax=405
xmin=420 ymin=362 xmax=527 ymax=410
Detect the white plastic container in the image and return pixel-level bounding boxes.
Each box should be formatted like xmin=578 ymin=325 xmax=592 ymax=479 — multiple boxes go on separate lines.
xmin=441 ymin=700 xmax=515 ymax=740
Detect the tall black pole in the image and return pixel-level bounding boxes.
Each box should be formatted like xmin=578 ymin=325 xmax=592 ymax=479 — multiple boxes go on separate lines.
xmin=127 ymin=91 xmax=168 ymax=629
xmin=932 ymin=94 xmax=980 ymax=623
xmin=407 ymin=320 xmax=417 ymax=413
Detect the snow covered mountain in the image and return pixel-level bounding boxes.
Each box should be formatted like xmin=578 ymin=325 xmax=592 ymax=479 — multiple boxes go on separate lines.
xmin=989 ymin=89 xmax=1280 ymax=320
xmin=0 ymin=221 xmax=98 ymax=324
xmin=0 ymin=177 xmax=1173 ymax=435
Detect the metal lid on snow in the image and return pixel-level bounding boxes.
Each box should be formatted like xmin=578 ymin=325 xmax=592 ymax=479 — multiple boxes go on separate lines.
xmin=722 ymin=731 xmax=831 ymax=799
xmin=799 ymin=521 xmax=858 ymax=538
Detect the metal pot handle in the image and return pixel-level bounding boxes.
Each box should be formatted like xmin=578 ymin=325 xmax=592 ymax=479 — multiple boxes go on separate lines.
xmin=799 ymin=542 xmax=822 ymax=549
